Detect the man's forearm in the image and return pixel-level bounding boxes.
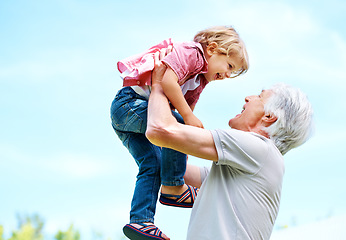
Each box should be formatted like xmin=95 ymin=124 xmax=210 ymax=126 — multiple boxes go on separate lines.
xmin=146 ymin=82 xmax=177 ymax=147
xmin=146 ymin=83 xmax=218 ymax=161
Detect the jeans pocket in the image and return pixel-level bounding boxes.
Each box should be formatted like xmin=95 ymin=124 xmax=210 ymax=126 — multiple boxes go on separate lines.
xmin=111 ymin=99 xmax=148 ymax=134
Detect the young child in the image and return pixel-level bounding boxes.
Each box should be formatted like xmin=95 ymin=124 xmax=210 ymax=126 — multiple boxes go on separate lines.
xmin=111 ymin=26 xmax=249 ymax=240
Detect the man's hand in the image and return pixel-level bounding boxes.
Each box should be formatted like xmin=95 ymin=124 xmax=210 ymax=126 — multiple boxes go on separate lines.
xmin=152 ymin=45 xmax=173 ymax=86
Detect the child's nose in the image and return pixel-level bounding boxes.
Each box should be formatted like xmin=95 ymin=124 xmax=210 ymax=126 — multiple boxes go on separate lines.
xmin=225 ymin=70 xmax=233 ymax=78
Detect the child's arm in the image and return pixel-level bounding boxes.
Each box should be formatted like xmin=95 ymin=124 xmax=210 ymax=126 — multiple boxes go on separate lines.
xmin=160 ymin=68 xmax=204 ymax=128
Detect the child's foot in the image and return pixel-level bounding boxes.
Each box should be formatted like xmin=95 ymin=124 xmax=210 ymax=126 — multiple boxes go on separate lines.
xmin=160 ymin=185 xmax=189 ymax=199
xmin=123 ymin=222 xmax=170 ymax=240
xmin=159 ymin=184 xmax=199 ymax=208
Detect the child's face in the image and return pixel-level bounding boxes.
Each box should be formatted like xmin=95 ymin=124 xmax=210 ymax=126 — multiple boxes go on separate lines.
xmin=203 ymin=52 xmax=243 ymax=82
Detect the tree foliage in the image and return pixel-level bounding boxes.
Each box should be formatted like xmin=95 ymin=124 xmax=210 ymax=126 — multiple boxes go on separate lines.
xmin=55 ymin=225 xmax=80 ymax=240
xmin=0 ymin=214 xmax=119 ymax=240
xmin=7 ymin=214 xmax=43 ymax=240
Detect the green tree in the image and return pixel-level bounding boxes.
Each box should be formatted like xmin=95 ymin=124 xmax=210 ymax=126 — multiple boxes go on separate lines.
xmin=54 ymin=225 xmax=80 ymax=240
xmin=1 ymin=214 xmax=122 ymax=240
xmin=8 ymin=223 xmax=42 ymax=240
xmin=7 ymin=214 xmax=44 ymax=240
xmin=0 ymin=225 xmax=5 ymax=240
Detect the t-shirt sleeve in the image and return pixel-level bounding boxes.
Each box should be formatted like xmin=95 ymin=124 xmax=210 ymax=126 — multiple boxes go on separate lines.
xmin=210 ymin=129 xmax=269 ymax=174
xmin=162 ymin=42 xmax=206 ymax=84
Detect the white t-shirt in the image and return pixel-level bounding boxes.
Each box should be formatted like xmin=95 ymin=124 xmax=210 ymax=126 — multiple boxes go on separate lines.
xmin=187 ymin=129 xmax=284 ymax=240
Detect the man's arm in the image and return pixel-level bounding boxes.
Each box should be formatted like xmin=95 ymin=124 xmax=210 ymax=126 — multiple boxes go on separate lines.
xmin=184 ymin=164 xmax=203 ymax=189
xmin=145 ymin=54 xmax=218 ymax=161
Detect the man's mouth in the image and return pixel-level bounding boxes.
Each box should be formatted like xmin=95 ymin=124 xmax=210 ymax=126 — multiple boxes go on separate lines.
xmin=236 ymin=107 xmax=245 ymax=117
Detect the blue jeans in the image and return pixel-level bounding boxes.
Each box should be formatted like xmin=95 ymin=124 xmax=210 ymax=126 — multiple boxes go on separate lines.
xmin=110 ymin=87 xmax=186 ymax=223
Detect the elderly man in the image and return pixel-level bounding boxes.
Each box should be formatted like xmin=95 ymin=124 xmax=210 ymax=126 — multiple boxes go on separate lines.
xmin=145 ymin=52 xmax=314 ymax=240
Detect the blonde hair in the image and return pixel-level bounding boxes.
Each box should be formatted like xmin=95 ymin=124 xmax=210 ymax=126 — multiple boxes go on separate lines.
xmin=194 ymin=26 xmax=249 ymax=78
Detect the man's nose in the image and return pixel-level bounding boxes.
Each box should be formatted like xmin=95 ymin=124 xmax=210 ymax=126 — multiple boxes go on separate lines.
xmin=245 ymin=95 xmax=255 ymax=102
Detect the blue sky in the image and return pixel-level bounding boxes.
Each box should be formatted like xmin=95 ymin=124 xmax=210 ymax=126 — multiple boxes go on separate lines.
xmin=1 ymin=0 xmax=345 ymax=239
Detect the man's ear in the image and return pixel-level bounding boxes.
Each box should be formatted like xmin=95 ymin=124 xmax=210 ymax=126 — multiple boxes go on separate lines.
xmin=206 ymin=42 xmax=218 ymax=56
xmin=262 ymin=113 xmax=277 ymax=127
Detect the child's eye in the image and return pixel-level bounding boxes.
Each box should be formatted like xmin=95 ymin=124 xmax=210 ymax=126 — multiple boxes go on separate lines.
xmin=229 ymin=64 xmax=233 ymax=69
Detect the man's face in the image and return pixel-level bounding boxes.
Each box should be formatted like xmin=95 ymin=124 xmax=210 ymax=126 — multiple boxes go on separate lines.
xmin=228 ymin=89 xmax=274 ymax=131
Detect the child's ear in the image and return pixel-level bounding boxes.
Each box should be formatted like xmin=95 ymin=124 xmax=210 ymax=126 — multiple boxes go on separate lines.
xmin=206 ymin=42 xmax=218 ymax=55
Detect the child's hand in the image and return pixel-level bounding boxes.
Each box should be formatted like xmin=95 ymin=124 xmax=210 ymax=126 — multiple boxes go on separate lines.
xmin=184 ymin=113 xmax=204 ymax=129
xmin=152 ymin=45 xmax=173 ymax=85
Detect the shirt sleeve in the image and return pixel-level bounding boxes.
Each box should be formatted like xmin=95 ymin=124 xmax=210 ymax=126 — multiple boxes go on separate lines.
xmin=118 ymin=39 xmax=173 ymax=86
xmin=162 ymin=42 xmax=207 ymax=84
xmin=210 ymin=129 xmax=270 ymax=174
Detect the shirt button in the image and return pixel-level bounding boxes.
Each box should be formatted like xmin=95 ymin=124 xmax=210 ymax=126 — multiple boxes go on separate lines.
xmin=137 ymin=81 xmax=140 ymax=85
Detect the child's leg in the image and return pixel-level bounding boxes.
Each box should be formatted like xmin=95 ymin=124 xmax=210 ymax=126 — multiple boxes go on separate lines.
xmin=160 ymin=111 xmax=187 ymax=187
xmin=160 ymin=111 xmax=199 ymax=207
xmin=116 ymin=130 xmax=161 ymax=223
xmin=111 ymin=87 xmax=160 ymax=223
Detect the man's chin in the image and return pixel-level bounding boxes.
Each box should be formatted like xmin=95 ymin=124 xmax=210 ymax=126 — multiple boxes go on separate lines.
xmin=228 ymin=119 xmax=234 ymax=128
xmin=228 ymin=117 xmax=241 ymax=129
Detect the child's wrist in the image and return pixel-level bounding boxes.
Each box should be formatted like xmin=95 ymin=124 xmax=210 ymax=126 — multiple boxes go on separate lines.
xmin=151 ymin=82 xmax=164 ymax=93
xmin=181 ymin=110 xmax=194 ymax=120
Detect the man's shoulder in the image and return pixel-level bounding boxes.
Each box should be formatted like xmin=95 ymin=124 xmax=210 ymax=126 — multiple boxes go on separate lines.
xmin=211 ymin=128 xmax=259 ymax=139
xmin=211 ymin=128 xmax=276 ymax=156
xmin=213 ymin=128 xmax=271 ymax=142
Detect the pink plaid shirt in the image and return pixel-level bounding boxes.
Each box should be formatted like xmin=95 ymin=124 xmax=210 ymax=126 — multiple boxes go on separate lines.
xmin=117 ymin=39 xmax=209 ymax=107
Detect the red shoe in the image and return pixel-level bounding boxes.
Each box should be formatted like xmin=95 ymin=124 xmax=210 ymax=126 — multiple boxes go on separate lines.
xmin=123 ymin=223 xmax=169 ymax=240
xmin=159 ymin=185 xmax=198 ymax=208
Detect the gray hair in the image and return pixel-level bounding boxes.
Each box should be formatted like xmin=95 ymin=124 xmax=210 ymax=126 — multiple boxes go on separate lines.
xmin=264 ymin=83 xmax=314 ymax=155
